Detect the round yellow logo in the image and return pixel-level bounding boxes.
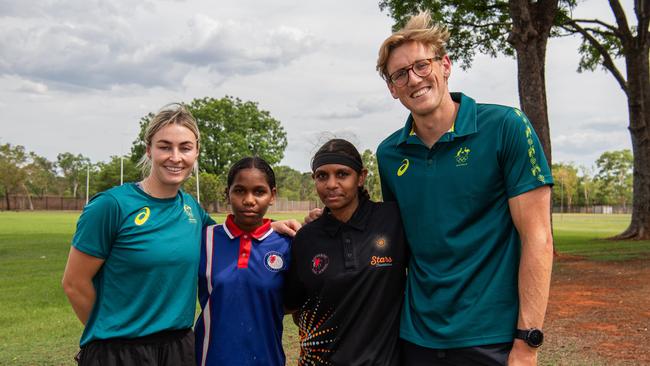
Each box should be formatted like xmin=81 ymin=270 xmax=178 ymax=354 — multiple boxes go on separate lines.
xmin=134 ymin=207 xmax=150 ymax=226
xmin=397 ymin=159 xmax=410 ymax=177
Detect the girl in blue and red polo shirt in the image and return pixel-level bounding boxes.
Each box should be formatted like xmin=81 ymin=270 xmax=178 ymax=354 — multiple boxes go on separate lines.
xmin=194 ymin=157 xmax=291 ymax=366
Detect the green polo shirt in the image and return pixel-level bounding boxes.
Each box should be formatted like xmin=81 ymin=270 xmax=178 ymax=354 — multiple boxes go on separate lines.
xmin=376 ymin=93 xmax=553 ymax=348
xmin=72 ymin=183 xmax=214 ymax=346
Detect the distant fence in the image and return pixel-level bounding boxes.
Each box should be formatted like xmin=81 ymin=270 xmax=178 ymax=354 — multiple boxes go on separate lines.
xmin=552 ymin=205 xmax=632 ymax=214
xmin=204 ymin=197 xmax=322 ymax=213
xmin=1 ymin=195 xmax=320 ymax=213
xmin=0 ymin=195 xmax=86 ymax=211
xmin=2 ymin=196 xmax=633 ymax=214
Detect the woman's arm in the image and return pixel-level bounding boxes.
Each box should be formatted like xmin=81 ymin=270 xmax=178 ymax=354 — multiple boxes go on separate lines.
xmin=62 ymin=247 xmax=105 ymax=325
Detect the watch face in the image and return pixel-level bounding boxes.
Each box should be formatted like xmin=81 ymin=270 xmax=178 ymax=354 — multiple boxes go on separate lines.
xmin=528 ymin=329 xmax=544 ymax=347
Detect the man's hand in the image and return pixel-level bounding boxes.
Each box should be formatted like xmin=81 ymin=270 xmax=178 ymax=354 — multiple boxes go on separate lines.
xmin=507 ymin=339 xmax=538 ymax=366
xmin=304 ymin=208 xmax=323 ymax=224
xmin=271 ymin=219 xmax=302 ymax=237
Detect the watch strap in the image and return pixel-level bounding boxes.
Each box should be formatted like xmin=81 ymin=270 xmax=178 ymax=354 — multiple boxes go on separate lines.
xmin=515 ymin=329 xmax=529 ymax=340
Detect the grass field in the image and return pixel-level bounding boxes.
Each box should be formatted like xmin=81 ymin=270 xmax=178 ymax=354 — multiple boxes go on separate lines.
xmin=1 ymin=211 xmax=649 ymax=365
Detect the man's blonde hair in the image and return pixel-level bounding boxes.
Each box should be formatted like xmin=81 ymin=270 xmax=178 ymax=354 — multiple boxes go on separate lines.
xmin=376 ymin=11 xmax=450 ymax=81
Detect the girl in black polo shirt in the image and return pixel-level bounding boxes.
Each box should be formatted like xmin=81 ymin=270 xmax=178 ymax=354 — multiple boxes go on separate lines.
xmin=285 ymin=139 xmax=407 ymax=366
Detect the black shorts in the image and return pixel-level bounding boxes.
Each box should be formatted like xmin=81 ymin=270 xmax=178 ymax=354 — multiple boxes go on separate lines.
xmin=401 ymin=339 xmax=513 ymax=366
xmin=76 ymin=328 xmax=194 ymax=366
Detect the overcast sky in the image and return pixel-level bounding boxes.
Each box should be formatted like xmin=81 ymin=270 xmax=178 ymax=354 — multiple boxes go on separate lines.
xmin=0 ymin=0 xmax=635 ymax=173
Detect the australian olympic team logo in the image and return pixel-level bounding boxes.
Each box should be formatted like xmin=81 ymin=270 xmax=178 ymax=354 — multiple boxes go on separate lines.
xmin=264 ymin=251 xmax=285 ymax=272
xmin=183 ymin=204 xmax=197 ymax=223
xmin=397 ymin=159 xmax=409 ymax=177
xmin=311 ymin=253 xmax=329 ymax=275
xmin=134 ymin=207 xmax=150 ymax=226
xmin=455 ymin=147 xmax=471 ymax=166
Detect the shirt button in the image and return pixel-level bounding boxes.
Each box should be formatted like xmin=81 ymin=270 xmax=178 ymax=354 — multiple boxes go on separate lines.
xmin=242 ymin=253 xmax=247 ymax=257
xmin=344 ymin=239 xmax=351 ymax=244
xmin=243 ymin=235 xmax=248 ymax=239
xmin=346 ymin=253 xmax=352 ymax=258
xmin=427 ymin=159 xmax=433 ymax=166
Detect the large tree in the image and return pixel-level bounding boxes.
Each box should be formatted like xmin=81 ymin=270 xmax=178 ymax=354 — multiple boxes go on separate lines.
xmin=132 ymin=96 xmax=288 ymax=178
xmin=560 ymin=0 xmax=649 ymax=239
xmin=379 ymin=0 xmax=576 ymax=169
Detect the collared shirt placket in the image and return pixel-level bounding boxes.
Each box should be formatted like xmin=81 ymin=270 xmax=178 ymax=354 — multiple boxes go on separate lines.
xmin=342 ymin=229 xmax=356 ymax=271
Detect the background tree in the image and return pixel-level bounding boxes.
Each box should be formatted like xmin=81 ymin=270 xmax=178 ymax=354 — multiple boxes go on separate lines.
xmin=92 ymin=155 xmax=140 ymax=194
xmin=132 ymin=96 xmax=288 ymax=178
xmin=184 ymin=172 xmax=225 ymax=212
xmin=0 ymin=143 xmax=28 ymax=210
xmin=24 ymin=153 xmax=57 ymax=198
xmin=274 ymin=165 xmax=304 ymax=201
xmin=378 ymin=0 xmax=577 ymax=168
xmin=552 ymin=162 xmax=578 ymax=211
xmin=578 ymin=165 xmax=595 ymax=206
xmin=560 ymin=1 xmax=649 ymax=239
xmin=299 ymin=172 xmax=319 ymax=202
xmin=362 ymin=149 xmax=383 ymax=201
xmin=594 ymin=149 xmax=633 ymax=208
xmin=57 ymin=152 xmax=91 ymax=198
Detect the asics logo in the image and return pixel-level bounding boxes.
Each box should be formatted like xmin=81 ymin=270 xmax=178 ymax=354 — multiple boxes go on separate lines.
xmin=134 ymin=207 xmax=150 ymax=226
xmin=397 ymin=159 xmax=409 ymax=176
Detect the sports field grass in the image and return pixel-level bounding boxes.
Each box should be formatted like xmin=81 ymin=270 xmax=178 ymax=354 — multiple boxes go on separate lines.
xmin=1 ymin=211 xmax=649 ymax=365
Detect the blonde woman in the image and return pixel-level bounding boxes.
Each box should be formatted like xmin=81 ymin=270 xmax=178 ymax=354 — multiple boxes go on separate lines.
xmin=62 ymin=104 xmax=299 ymax=366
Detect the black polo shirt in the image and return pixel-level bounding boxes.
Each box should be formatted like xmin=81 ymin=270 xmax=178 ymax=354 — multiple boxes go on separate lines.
xmin=284 ymin=197 xmax=407 ymax=366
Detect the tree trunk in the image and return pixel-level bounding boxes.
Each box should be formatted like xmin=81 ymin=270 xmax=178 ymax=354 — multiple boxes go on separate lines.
xmin=507 ymin=0 xmax=557 ymax=166
xmin=3 ymin=187 xmax=9 ymax=211
xmin=508 ymin=0 xmax=558 ymax=252
xmin=22 ymin=183 xmax=34 ymax=211
xmin=612 ymin=46 xmax=650 ymax=240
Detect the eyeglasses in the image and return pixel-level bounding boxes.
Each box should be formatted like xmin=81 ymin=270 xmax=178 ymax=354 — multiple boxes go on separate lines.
xmin=388 ymin=57 xmax=442 ymax=87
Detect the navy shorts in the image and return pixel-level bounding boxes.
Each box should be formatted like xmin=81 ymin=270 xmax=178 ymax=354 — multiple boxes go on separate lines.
xmin=401 ymin=339 xmax=513 ymax=366
xmin=76 ymin=328 xmax=194 ymax=366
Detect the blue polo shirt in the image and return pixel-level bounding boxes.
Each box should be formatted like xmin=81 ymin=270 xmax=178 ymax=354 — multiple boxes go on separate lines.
xmin=195 ymin=215 xmax=291 ymax=366
xmin=377 ymin=93 xmax=553 ymax=348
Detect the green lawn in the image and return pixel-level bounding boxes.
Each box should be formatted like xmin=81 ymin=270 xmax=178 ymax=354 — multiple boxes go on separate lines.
xmin=553 ymin=214 xmax=650 ymax=261
xmin=0 ymin=211 xmax=648 ymax=364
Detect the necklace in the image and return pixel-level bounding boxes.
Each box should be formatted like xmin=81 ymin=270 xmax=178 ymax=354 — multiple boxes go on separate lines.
xmin=138 ymin=180 xmax=151 ymax=196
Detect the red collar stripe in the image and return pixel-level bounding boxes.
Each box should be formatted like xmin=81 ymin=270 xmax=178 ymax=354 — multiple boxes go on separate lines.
xmin=224 ymin=215 xmax=274 ymax=269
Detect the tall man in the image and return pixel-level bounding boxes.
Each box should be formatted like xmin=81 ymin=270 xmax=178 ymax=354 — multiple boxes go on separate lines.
xmin=375 ymin=12 xmax=554 ymax=366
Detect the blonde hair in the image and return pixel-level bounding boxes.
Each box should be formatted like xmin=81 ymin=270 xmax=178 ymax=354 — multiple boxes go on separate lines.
xmin=137 ymin=103 xmax=200 ymax=177
xmin=376 ymin=11 xmax=450 ymax=81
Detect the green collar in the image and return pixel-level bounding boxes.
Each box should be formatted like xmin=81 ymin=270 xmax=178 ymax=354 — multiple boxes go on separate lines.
xmin=397 ymin=92 xmax=478 ymax=146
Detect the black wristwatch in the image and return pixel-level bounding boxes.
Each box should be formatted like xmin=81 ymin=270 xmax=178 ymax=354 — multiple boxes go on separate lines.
xmin=515 ymin=328 xmax=544 ymax=348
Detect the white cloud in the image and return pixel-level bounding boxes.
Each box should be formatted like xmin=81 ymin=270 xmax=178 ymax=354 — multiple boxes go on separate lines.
xmin=15 ymin=79 xmax=48 ymax=94
xmin=314 ymin=95 xmax=392 ymax=119
xmin=553 ymin=130 xmax=629 ymax=156
xmin=0 ymin=10 xmax=316 ymax=91
xmin=166 ymin=15 xmax=316 ymax=75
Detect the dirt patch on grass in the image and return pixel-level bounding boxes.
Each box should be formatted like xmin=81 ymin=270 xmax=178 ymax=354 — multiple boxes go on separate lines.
xmin=541 ymin=256 xmax=650 ymax=365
